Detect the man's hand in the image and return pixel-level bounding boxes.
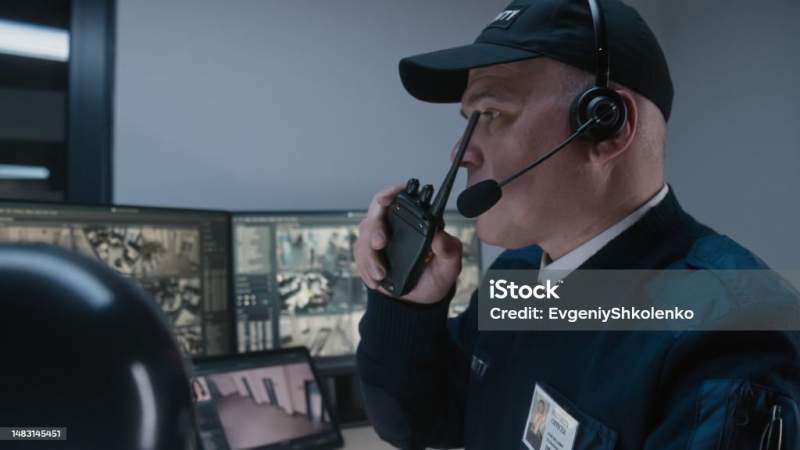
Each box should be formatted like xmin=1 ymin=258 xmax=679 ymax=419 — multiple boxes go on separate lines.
xmin=354 ymin=184 xmax=463 ymax=304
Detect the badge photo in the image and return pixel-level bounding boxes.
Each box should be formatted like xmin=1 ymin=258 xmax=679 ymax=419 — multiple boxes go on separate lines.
xmin=522 ymin=384 xmax=578 ymax=450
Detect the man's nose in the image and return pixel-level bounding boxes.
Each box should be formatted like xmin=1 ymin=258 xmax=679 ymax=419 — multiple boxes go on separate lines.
xmin=450 ymin=139 xmax=483 ymax=168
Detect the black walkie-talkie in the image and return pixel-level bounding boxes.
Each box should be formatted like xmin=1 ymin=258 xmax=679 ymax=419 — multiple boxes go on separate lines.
xmin=380 ymin=110 xmax=481 ymax=296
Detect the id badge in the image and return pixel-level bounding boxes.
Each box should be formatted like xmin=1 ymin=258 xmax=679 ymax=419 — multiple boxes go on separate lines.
xmin=522 ymin=383 xmax=579 ymax=450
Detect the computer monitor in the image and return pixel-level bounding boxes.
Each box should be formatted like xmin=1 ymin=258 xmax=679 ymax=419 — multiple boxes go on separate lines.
xmin=231 ymin=210 xmax=481 ymax=357
xmin=192 ymin=347 xmax=343 ymax=450
xmin=0 ymin=201 xmax=232 ymax=356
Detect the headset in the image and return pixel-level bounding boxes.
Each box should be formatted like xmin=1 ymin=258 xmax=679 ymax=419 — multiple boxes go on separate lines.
xmin=457 ymin=0 xmax=628 ymax=218
xmin=570 ymin=0 xmax=627 ymax=143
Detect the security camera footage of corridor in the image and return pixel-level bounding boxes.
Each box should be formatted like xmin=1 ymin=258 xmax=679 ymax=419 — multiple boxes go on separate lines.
xmin=193 ymin=362 xmax=334 ymax=450
xmin=233 ymin=214 xmax=481 ymax=357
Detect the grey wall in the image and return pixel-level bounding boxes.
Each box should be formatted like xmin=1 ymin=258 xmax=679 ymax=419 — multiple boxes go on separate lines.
xmin=114 ymin=0 xmax=800 ymax=269
xmin=661 ymin=0 xmax=800 ymax=269
xmin=114 ymin=0 xmax=506 ymax=211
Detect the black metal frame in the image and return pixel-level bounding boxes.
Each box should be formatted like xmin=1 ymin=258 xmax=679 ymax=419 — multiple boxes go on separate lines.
xmin=67 ymin=0 xmax=115 ymax=203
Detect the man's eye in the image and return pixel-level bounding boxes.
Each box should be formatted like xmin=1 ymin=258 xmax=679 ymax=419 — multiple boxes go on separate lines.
xmin=483 ymin=111 xmax=500 ymax=121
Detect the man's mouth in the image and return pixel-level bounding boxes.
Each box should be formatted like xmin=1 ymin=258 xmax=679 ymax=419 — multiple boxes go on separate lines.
xmin=465 ymin=172 xmax=488 ymax=190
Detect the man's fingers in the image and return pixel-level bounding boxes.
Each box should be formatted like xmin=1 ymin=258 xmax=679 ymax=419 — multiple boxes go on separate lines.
xmin=358 ymin=215 xmax=387 ymax=251
xmin=358 ymin=254 xmax=383 ymax=290
xmin=363 ymin=256 xmax=386 ymax=290
xmin=354 ymin=228 xmax=387 ymax=290
xmin=368 ymin=184 xmax=405 ymax=220
xmin=357 ymin=183 xmax=402 ymax=290
xmin=431 ymin=230 xmax=463 ymax=261
xmin=370 ymin=229 xmax=387 ymax=250
xmin=370 ymin=263 xmax=385 ymax=281
xmin=353 ymin=232 xmax=373 ymax=288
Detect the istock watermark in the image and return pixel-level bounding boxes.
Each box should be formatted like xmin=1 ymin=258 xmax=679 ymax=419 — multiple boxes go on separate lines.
xmin=488 ymin=279 xmax=561 ymax=299
xmin=478 ymin=269 xmax=800 ymax=331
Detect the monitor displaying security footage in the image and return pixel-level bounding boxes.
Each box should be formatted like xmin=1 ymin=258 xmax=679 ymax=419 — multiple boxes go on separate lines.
xmin=0 ymin=202 xmax=232 ymax=356
xmin=192 ymin=348 xmax=342 ymax=450
xmin=232 ymin=211 xmax=481 ymax=357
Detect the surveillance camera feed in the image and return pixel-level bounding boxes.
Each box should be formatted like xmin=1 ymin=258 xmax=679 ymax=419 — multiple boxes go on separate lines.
xmin=192 ymin=350 xmax=340 ymax=450
xmin=0 ymin=202 xmax=231 ymax=356
xmin=232 ymin=211 xmax=481 ymax=357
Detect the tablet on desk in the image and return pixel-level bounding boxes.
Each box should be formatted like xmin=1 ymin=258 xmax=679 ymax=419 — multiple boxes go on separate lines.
xmin=192 ymin=347 xmax=343 ymax=450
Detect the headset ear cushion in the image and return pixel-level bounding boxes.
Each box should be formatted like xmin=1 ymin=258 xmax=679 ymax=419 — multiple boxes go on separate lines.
xmin=569 ymin=87 xmax=627 ymax=143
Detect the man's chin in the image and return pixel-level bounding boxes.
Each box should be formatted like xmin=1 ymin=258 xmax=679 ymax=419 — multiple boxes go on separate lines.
xmin=475 ymin=210 xmax=510 ymax=248
xmin=475 ymin=208 xmax=537 ymax=249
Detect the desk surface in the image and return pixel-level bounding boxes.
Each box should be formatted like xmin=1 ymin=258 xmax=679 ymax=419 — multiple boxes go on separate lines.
xmin=341 ymin=427 xmax=464 ymax=450
xmin=341 ymin=426 xmax=394 ymax=450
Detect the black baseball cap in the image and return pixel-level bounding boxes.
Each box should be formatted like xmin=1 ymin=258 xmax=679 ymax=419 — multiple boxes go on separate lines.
xmin=399 ymin=0 xmax=673 ymax=121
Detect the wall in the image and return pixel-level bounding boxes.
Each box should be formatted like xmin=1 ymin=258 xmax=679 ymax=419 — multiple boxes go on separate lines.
xmin=661 ymin=0 xmax=800 ymax=268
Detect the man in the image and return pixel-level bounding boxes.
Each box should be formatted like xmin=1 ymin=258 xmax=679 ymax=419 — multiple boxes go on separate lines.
xmin=354 ymin=0 xmax=800 ymax=448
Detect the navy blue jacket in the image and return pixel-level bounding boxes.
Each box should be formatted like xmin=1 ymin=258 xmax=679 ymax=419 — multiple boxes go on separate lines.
xmin=357 ymin=190 xmax=800 ymax=449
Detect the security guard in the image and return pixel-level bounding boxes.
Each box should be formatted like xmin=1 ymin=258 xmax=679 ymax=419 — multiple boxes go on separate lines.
xmin=353 ymin=0 xmax=800 ymax=449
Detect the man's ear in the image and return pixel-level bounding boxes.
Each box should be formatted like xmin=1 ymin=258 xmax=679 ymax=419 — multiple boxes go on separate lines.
xmin=588 ymin=89 xmax=637 ymax=163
